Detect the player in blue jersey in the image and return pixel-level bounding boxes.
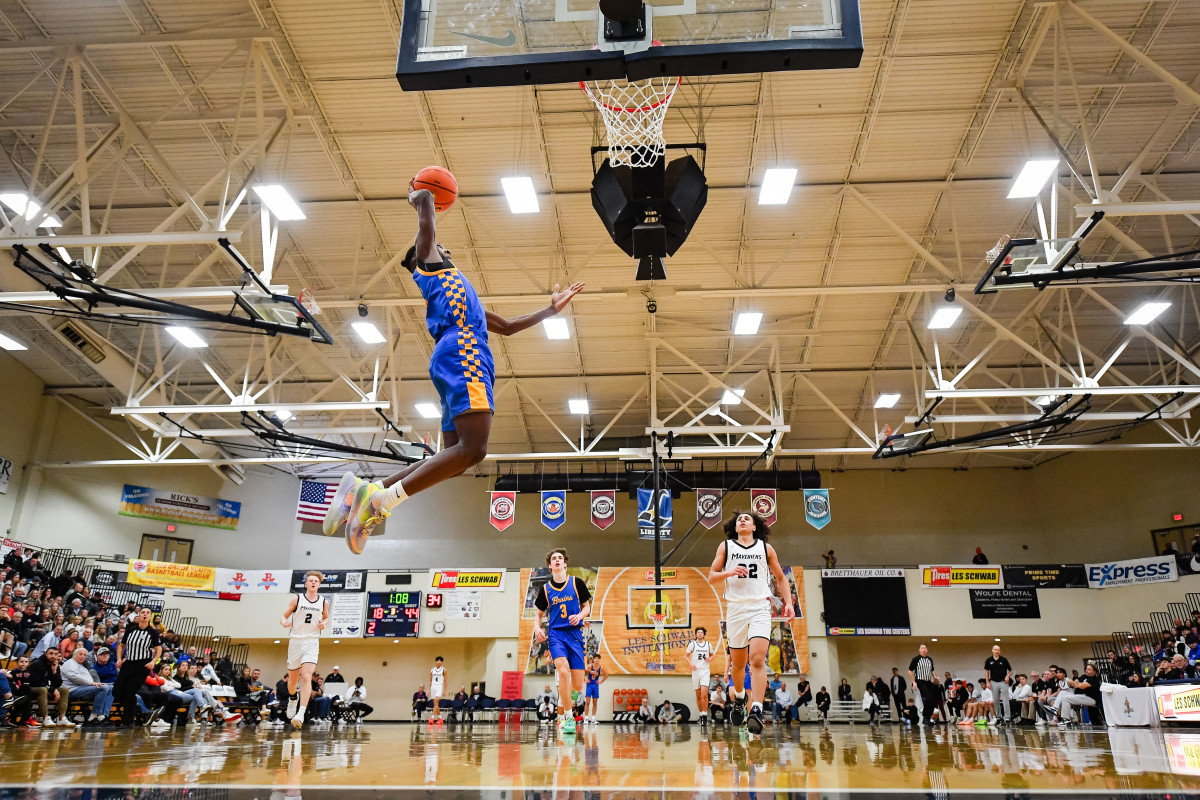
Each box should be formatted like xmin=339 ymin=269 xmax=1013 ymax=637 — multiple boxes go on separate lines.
xmin=583 ymin=655 xmax=606 ymax=726
xmin=533 ymin=548 xmax=592 ymax=736
xmin=324 ymin=179 xmax=583 ymax=553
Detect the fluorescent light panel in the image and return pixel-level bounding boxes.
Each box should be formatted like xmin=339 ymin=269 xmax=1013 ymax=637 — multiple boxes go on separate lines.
xmin=734 ymin=312 xmax=762 ymax=335
xmin=501 ymin=177 xmax=539 ymax=214
xmin=542 ymin=318 xmax=569 ymax=340
xmin=721 ymin=388 xmax=746 ymax=405
xmin=568 ymin=398 xmax=589 ymax=414
xmin=414 ymin=403 xmax=441 ymax=419
xmin=1007 ymin=159 xmax=1059 ymax=199
xmin=874 ymin=393 xmax=901 ymax=409
xmin=0 ymin=332 xmax=27 ymax=351
xmin=1124 ymin=301 xmax=1170 ymax=326
xmin=252 ymin=185 xmax=306 ymax=221
xmin=0 ymin=192 xmax=61 ymax=227
xmin=351 ymin=321 xmax=386 ymax=344
xmin=1033 ymin=395 xmax=1059 ymax=408
xmin=927 ymin=306 xmax=962 ymax=330
xmin=275 ymin=409 xmax=293 ymax=422
xmin=165 ymin=326 xmax=207 ymax=348
xmin=758 ymin=168 xmax=797 ymax=205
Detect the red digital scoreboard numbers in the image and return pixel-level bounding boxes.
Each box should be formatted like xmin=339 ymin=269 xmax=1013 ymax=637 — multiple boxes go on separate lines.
xmin=365 ymin=591 xmax=421 ymax=638
xmin=426 ymin=593 xmax=443 ymax=608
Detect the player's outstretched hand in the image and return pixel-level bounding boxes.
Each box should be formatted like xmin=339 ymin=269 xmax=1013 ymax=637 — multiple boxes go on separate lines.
xmin=534 ymin=626 xmax=548 ymax=643
xmin=550 ymin=282 xmax=585 ymax=312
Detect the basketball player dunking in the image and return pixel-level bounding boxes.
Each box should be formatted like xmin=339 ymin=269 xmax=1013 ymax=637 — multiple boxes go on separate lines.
xmin=708 ymin=511 xmax=793 ymax=735
xmin=321 ymin=181 xmax=584 ymax=554
xmin=279 ymin=570 xmax=329 ymax=729
xmin=686 ymin=626 xmax=715 ymax=726
xmin=533 ymin=548 xmax=591 ymax=736
xmin=429 ymin=657 xmax=446 ymax=724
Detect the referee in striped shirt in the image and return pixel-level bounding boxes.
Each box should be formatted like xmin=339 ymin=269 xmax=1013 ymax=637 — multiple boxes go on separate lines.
xmin=908 ymin=643 xmax=937 ymax=726
xmin=114 ymin=607 xmax=162 ymax=726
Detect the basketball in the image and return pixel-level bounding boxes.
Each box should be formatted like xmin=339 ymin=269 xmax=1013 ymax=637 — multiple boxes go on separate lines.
xmin=413 ymin=165 xmax=458 ymax=212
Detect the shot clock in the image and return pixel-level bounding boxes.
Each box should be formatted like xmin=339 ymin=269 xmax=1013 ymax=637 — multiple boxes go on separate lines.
xmin=365 ymin=591 xmax=421 ymax=638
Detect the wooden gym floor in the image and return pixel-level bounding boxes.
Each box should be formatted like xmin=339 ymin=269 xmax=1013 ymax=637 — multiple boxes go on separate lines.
xmin=1 ymin=722 xmax=1198 ymax=798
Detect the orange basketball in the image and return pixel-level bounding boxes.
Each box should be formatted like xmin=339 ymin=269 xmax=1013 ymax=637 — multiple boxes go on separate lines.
xmin=413 ymin=165 xmax=458 ymax=212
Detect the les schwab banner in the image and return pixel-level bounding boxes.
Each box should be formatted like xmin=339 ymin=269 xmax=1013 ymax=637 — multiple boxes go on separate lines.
xmin=920 ymin=565 xmax=1003 ymax=588
xmin=430 ymin=569 xmax=506 ymax=591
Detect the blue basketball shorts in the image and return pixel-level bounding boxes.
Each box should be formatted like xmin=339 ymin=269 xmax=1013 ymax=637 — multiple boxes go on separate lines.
xmin=585 ymin=683 xmax=600 ymax=699
xmin=429 ymin=327 xmax=495 ymax=432
xmin=547 ymin=627 xmax=586 ymax=670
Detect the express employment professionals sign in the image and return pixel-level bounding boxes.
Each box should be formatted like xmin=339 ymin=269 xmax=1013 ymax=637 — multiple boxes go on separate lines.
xmin=1085 ymin=555 xmax=1177 ymax=589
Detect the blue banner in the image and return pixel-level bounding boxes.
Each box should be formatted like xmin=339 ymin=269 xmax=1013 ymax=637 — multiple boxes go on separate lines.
xmin=541 ymin=490 xmax=566 ymax=531
xmin=804 ymin=489 xmax=831 ymax=530
xmin=637 ymin=488 xmax=672 ymax=540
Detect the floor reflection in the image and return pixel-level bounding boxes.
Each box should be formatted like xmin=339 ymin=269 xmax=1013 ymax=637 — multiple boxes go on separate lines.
xmin=1 ymin=722 xmax=1200 ymax=797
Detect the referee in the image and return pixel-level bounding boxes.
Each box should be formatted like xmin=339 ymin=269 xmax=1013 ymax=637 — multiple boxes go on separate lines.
xmin=908 ymin=643 xmax=937 ymax=726
xmin=114 ymin=607 xmax=162 ymax=727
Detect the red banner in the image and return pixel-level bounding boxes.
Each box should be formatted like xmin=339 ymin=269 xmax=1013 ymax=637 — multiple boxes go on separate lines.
xmin=752 ymin=488 xmax=778 ymax=526
xmin=489 ymin=491 xmax=516 ymax=531
xmin=590 ymin=489 xmax=616 ymax=530
xmin=500 ymin=670 xmax=525 ymax=700
xmin=697 ymin=488 xmax=722 ymax=529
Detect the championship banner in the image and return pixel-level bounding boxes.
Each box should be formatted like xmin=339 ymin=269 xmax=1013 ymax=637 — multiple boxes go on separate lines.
xmin=751 ymin=488 xmax=778 ymax=526
xmin=920 ymin=565 xmax=1003 ymax=588
xmin=696 ymin=489 xmax=722 ymax=529
xmin=803 ymin=489 xmax=830 ymax=530
xmin=290 ymin=569 xmax=365 ymax=593
xmin=590 ymin=490 xmax=616 ymax=530
xmin=329 ymin=592 xmax=366 ymax=638
xmin=127 ymin=559 xmax=216 ymax=591
xmin=213 ymin=568 xmax=288 ymax=594
xmin=1001 ymin=564 xmax=1088 ymax=589
xmin=969 ymin=588 xmax=1040 ymax=619
xmin=430 ymin=569 xmax=506 ymax=591
xmin=637 ymin=488 xmax=672 ymax=540
xmin=119 ymin=484 xmax=241 ymax=530
xmin=1086 ymin=555 xmax=1177 ymax=589
xmin=541 ymin=490 xmax=566 ymax=531
xmin=489 ymin=491 xmax=516 ymax=531
xmin=516 ymin=565 xmax=809 ymax=677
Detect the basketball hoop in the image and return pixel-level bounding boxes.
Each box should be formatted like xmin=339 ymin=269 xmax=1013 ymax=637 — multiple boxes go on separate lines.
xmin=985 ymin=234 xmax=1012 ymax=266
xmin=297 ymin=287 xmax=322 ymax=316
xmin=650 ymin=613 xmax=668 ymax=647
xmin=581 ymin=51 xmax=680 ymax=168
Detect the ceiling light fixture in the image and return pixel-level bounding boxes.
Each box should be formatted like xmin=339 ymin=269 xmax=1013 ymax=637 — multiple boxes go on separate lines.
xmin=275 ymin=409 xmax=294 ymax=422
xmin=542 ymin=318 xmax=569 ymax=340
xmin=568 ymin=398 xmax=589 ymax=414
xmin=351 ymin=321 xmax=387 ymax=344
xmin=927 ymin=306 xmax=962 ymax=330
xmin=1007 ymin=159 xmax=1059 ymax=199
xmin=252 ymin=185 xmax=306 ymax=220
xmin=415 ymin=403 xmax=441 ymax=419
xmin=1124 ymin=301 xmax=1170 ymax=326
xmin=501 ymin=177 xmax=539 ymax=214
xmin=0 ymin=192 xmax=61 ymax=227
xmin=874 ymin=393 xmax=901 ymax=409
xmin=0 ymin=332 xmax=28 ymax=351
xmin=758 ymin=168 xmax=797 ymax=205
xmin=721 ymin=388 xmax=746 ymax=405
xmin=734 ymin=312 xmax=762 ymax=335
xmin=165 ymin=326 xmax=207 ymax=348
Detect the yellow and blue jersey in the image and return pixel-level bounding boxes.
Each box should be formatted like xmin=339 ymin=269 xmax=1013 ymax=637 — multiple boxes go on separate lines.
xmin=409 ymin=256 xmax=494 ymax=431
xmin=535 ymin=575 xmax=591 ymax=669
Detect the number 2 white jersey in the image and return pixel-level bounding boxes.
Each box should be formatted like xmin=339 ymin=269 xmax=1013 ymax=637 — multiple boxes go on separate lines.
xmin=290 ymin=592 xmax=325 ymax=639
xmin=723 ymin=538 xmax=771 ymax=603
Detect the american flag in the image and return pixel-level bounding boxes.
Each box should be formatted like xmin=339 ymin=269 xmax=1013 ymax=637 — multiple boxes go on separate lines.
xmin=296 ymin=480 xmax=336 ymax=523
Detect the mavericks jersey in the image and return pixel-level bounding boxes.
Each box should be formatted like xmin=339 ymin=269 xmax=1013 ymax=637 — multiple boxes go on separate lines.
xmin=410 ymin=257 xmax=488 ymax=344
xmin=686 ymin=640 xmax=712 ymax=672
xmin=723 ymin=538 xmax=771 ymax=603
xmin=291 ymin=593 xmax=325 ymax=639
xmin=431 ymin=666 xmax=445 ymax=688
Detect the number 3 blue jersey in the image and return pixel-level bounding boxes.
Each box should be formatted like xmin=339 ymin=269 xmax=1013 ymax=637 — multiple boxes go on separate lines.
xmin=545 ymin=577 xmax=582 ymax=632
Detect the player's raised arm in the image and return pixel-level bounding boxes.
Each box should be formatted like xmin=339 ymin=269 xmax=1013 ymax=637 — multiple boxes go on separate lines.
xmin=408 ymin=181 xmax=438 ymax=262
xmin=485 ymin=282 xmax=585 ymax=337
xmin=765 ymin=543 xmax=795 ymax=620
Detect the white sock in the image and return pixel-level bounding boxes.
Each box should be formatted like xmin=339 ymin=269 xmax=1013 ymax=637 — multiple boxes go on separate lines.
xmin=734 ymin=689 xmax=746 ymax=701
xmin=296 ymin=705 xmax=306 ymax=718
xmin=379 ymin=481 xmax=409 ymax=512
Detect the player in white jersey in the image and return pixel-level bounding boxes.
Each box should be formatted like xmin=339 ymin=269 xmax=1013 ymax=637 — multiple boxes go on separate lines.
xmin=429 ymin=657 xmax=446 ymax=724
xmin=686 ymin=627 xmax=715 ymax=726
xmin=707 ymin=511 xmax=793 ymax=735
xmin=279 ymin=570 xmax=329 ymax=728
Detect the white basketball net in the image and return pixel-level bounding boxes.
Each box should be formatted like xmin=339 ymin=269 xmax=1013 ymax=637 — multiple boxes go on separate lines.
xmin=581 ymin=76 xmax=681 ymax=168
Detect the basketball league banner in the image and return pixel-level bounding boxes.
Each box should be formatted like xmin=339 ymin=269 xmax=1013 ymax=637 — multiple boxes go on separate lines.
xmin=696 ymin=489 xmax=722 ymax=529
xmin=751 ymin=488 xmax=777 ymax=526
xmin=637 ymin=488 xmax=672 ymax=540
xmin=489 ymin=491 xmax=516 ymax=531
xmin=803 ymin=489 xmax=831 ymax=530
xmin=213 ymin=568 xmax=288 ymax=594
xmin=120 ymin=484 xmax=241 ymax=530
xmin=590 ymin=490 xmax=616 ymax=529
xmin=541 ymin=490 xmax=566 ymax=531
xmin=126 ymin=558 xmax=216 ymax=591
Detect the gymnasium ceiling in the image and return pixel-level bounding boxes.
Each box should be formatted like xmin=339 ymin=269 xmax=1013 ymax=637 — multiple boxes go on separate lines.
xmin=1 ymin=0 xmax=1199 ymax=478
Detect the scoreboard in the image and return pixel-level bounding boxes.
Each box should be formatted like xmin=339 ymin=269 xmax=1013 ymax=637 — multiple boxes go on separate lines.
xmin=365 ymin=591 xmax=421 ymax=638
